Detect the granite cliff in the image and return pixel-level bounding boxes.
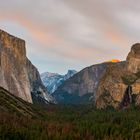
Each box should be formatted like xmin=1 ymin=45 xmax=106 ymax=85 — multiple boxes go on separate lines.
xmin=53 ymin=63 xmax=108 ymax=104
xmin=96 ymin=43 xmax=140 ymax=108
xmin=54 ymin=43 xmax=140 ymax=107
xmin=2 ymin=28 xmax=140 ymax=108
xmin=0 ymin=29 xmax=53 ymax=104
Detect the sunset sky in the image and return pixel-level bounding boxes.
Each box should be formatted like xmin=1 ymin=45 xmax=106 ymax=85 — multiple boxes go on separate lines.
xmin=0 ymin=0 xmax=140 ymax=74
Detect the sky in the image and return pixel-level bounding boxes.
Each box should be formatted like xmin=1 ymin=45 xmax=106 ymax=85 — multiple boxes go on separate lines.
xmin=0 ymin=0 xmax=140 ymax=74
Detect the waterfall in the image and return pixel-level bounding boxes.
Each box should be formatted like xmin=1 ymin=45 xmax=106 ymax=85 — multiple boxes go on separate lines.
xmin=120 ymin=86 xmax=132 ymax=108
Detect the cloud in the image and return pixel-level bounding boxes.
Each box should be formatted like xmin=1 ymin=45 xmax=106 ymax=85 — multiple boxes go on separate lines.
xmin=0 ymin=0 xmax=140 ymax=74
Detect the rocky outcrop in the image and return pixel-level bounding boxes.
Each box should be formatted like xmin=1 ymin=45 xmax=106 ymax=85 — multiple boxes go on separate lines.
xmin=96 ymin=43 xmax=140 ymax=109
xmin=126 ymin=44 xmax=140 ymax=73
xmin=95 ymin=62 xmax=126 ymax=108
xmin=53 ymin=63 xmax=108 ymax=104
xmin=0 ymin=29 xmax=53 ymax=104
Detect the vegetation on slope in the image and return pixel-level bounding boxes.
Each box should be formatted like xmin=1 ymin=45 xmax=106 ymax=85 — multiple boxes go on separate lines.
xmin=1 ymin=87 xmax=140 ymax=140
xmin=0 ymin=87 xmax=44 ymax=118
xmin=1 ymin=103 xmax=140 ymax=140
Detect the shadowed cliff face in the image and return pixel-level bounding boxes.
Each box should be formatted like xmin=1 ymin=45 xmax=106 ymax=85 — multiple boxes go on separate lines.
xmin=120 ymin=86 xmax=132 ymax=108
xmin=26 ymin=59 xmax=54 ymax=103
xmin=0 ymin=29 xmax=53 ymax=104
xmin=96 ymin=43 xmax=140 ymax=109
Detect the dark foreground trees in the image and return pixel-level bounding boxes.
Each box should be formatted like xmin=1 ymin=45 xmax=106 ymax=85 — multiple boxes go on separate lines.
xmin=1 ymin=106 xmax=140 ymax=140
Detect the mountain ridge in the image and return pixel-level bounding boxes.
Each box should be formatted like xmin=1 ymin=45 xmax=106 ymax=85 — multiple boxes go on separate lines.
xmin=41 ymin=70 xmax=77 ymax=93
xmin=53 ymin=62 xmax=115 ymax=104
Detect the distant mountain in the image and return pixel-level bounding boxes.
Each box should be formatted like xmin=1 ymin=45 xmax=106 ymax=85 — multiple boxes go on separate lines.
xmin=0 ymin=29 xmax=54 ymax=104
xmin=53 ymin=63 xmax=109 ymax=104
xmin=41 ymin=70 xmax=77 ymax=93
xmin=53 ymin=43 xmax=140 ymax=108
xmin=2 ymin=29 xmax=140 ymax=109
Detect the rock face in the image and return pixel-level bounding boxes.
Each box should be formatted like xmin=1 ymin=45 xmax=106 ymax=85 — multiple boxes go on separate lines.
xmin=96 ymin=43 xmax=140 ymax=108
xmin=41 ymin=70 xmax=77 ymax=94
xmin=53 ymin=63 xmax=108 ymax=104
xmin=26 ymin=59 xmax=53 ymax=103
xmin=95 ymin=62 xmax=126 ymax=108
xmin=0 ymin=30 xmax=32 ymax=103
xmin=126 ymin=44 xmax=140 ymax=73
xmin=53 ymin=43 xmax=140 ymax=107
xmin=0 ymin=29 xmax=53 ymax=103
xmin=120 ymin=86 xmax=132 ymax=108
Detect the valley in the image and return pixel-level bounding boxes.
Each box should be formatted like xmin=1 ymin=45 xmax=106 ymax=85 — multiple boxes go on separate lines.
xmin=1 ymin=98 xmax=140 ymax=140
xmin=1 ymin=0 xmax=140 ymax=139
xmin=0 ymin=29 xmax=140 ymax=140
